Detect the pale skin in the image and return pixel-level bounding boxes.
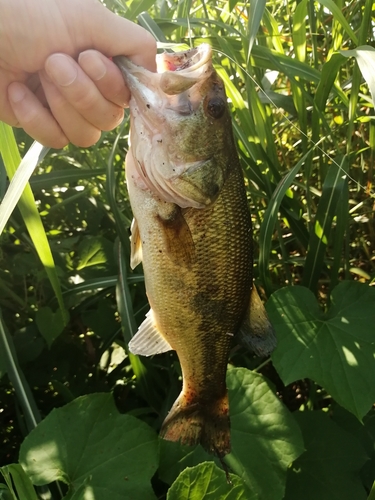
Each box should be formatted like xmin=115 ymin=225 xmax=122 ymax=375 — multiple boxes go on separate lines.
xmin=0 ymin=0 xmax=157 ymax=148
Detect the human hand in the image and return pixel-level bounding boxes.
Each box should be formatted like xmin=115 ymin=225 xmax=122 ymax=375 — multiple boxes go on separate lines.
xmin=0 ymin=0 xmax=156 ymax=148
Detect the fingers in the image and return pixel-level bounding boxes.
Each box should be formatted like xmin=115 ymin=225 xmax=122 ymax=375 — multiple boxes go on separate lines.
xmin=7 ymin=82 xmax=69 ymax=148
xmin=44 ymin=53 xmax=124 ymax=133
xmin=78 ymin=50 xmax=130 ymax=107
xmin=40 ymin=71 xmax=102 ymax=148
xmin=4 ymin=51 xmax=128 ymax=149
xmin=88 ymin=4 xmax=157 ymax=72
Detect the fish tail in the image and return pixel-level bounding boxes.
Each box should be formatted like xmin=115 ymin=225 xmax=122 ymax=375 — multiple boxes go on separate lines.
xmin=160 ymin=390 xmax=231 ymax=457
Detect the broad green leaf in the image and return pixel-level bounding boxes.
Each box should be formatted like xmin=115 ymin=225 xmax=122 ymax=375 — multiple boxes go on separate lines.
xmin=167 ymin=462 xmax=252 ymax=499
xmin=269 ymin=281 xmax=375 ymax=419
xmin=284 ymin=411 xmax=367 ymax=500
xmin=0 ymin=124 xmax=68 ymax=323
xmin=0 ymin=464 xmax=38 ymax=500
xmin=340 ymin=46 xmax=375 ymax=108
xmin=224 ymin=368 xmax=305 ymax=499
xmin=158 ymin=440 xmax=215 ymax=486
xmin=35 ymin=306 xmax=65 ymax=347
xmin=19 ymin=393 xmax=158 ymax=500
xmin=75 ymin=236 xmax=114 ymax=270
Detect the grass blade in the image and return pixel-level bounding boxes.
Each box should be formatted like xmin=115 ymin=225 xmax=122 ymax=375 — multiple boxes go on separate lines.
xmin=0 ymin=311 xmax=41 ymax=432
xmin=316 ymin=0 xmax=358 ymax=45
xmin=302 ymin=156 xmax=349 ymax=292
xmin=0 ymin=125 xmax=68 ymax=323
xmin=247 ymin=0 xmax=267 ymax=62
xmin=259 ymin=150 xmax=313 ymax=294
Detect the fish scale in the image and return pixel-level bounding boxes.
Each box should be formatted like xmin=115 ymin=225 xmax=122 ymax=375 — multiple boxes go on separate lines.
xmin=115 ymin=44 xmax=276 ymax=457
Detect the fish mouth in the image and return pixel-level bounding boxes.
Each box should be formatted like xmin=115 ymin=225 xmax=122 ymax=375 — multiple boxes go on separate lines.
xmin=115 ymin=45 xmax=219 ymax=208
xmin=114 ymin=44 xmax=212 ymax=97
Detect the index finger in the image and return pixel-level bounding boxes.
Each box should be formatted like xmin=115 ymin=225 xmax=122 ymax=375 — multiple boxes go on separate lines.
xmin=84 ymin=4 xmax=157 ymax=72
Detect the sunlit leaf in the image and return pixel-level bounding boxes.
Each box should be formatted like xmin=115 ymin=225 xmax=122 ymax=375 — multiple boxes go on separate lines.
xmin=340 ymin=46 xmax=375 ymax=107
xmin=269 ymin=281 xmax=375 ymax=419
xmin=167 ymin=462 xmax=252 ymax=499
xmin=19 ymin=393 xmax=159 ymax=500
xmin=225 ymin=368 xmax=305 ymax=499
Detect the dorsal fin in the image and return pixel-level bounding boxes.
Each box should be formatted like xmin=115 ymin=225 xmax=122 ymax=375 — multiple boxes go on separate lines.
xmin=130 ymin=218 xmax=143 ymax=270
xmin=237 ymin=285 xmax=277 ymax=357
xmin=129 ymin=309 xmax=173 ymax=356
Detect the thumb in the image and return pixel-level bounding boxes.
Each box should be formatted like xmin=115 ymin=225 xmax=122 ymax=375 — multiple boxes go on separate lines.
xmin=84 ymin=1 xmax=157 ymax=72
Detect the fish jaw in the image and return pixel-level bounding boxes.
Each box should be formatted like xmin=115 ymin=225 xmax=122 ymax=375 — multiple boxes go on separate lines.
xmin=114 ymin=45 xmax=232 ymax=208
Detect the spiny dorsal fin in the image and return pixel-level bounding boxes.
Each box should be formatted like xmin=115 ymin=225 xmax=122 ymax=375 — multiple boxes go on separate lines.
xmin=237 ymin=285 xmax=277 ymax=357
xmin=129 ymin=309 xmax=173 ymax=356
xmin=130 ymin=218 xmax=143 ymax=270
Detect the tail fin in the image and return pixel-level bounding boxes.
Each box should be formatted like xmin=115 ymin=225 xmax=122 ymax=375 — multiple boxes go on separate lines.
xmin=159 ymin=390 xmax=231 ymax=457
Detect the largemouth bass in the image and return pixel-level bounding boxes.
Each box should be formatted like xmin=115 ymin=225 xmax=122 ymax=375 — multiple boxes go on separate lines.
xmin=115 ymin=44 xmax=276 ymax=457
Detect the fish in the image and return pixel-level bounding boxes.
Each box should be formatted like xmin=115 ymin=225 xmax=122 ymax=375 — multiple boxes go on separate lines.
xmin=114 ymin=44 xmax=276 ymax=457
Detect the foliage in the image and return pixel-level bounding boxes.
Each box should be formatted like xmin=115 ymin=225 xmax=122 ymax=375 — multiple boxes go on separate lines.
xmin=0 ymin=0 xmax=375 ymax=499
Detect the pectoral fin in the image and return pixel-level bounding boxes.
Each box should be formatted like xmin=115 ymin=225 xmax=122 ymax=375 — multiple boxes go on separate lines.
xmin=237 ymin=286 xmax=277 ymax=357
xmin=130 ymin=218 xmax=143 ymax=270
xmin=157 ymin=205 xmax=195 ymax=268
xmin=129 ymin=309 xmax=173 ymax=356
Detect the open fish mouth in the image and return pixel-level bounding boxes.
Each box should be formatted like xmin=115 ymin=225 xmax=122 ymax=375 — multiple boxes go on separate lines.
xmin=115 ymin=44 xmax=223 ymax=208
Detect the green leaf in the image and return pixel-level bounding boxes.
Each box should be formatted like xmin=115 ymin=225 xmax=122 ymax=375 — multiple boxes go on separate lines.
xmin=247 ymin=0 xmax=267 ymax=61
xmin=75 ymin=236 xmax=114 ymax=270
xmin=316 ymin=0 xmax=357 ymax=45
xmin=167 ymin=462 xmax=251 ymax=499
xmin=340 ymin=46 xmax=375 ymax=107
xmin=302 ymin=156 xmax=348 ymax=291
xmin=158 ymin=441 xmax=215 ymax=486
xmin=284 ymin=411 xmax=368 ymax=500
xmin=0 ymin=124 xmax=68 ymax=323
xmin=224 ymin=368 xmax=305 ymax=499
xmin=35 ymin=306 xmax=65 ymax=347
xmin=0 ymin=464 xmax=39 ymax=500
xmin=0 ymin=140 xmax=48 ymax=235
xmin=258 ymin=149 xmax=313 ymax=294
xmin=0 ymin=483 xmax=13 ymax=500
xmin=0 ymin=311 xmax=41 ymax=431
xmin=19 ymin=393 xmax=158 ymax=500
xmin=269 ymin=281 xmax=375 ymax=419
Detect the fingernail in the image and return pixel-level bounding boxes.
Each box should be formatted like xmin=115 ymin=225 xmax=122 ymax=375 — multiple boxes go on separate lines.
xmin=9 ymin=83 xmax=26 ymax=103
xmin=45 ymin=54 xmax=78 ymax=86
xmin=79 ymin=52 xmax=107 ymax=81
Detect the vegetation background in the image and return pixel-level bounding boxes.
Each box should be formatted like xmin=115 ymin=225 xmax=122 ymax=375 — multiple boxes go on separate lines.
xmin=0 ymin=0 xmax=375 ymax=498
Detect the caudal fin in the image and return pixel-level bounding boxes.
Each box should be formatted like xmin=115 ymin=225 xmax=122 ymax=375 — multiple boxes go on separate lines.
xmin=159 ymin=391 xmax=231 ymax=457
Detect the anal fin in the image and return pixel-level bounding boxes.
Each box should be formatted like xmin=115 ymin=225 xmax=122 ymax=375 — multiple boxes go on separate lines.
xmin=237 ymin=285 xmax=277 ymax=357
xmin=129 ymin=309 xmax=173 ymax=356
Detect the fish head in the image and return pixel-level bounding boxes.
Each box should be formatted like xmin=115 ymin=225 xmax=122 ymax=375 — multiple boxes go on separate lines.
xmin=115 ymin=44 xmax=234 ymax=208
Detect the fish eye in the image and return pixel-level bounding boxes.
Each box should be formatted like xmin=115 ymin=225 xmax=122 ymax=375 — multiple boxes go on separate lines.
xmin=207 ymin=97 xmax=226 ymax=119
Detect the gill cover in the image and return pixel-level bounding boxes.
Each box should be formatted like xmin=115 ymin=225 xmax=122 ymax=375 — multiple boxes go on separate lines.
xmin=115 ymin=45 xmax=230 ymax=208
